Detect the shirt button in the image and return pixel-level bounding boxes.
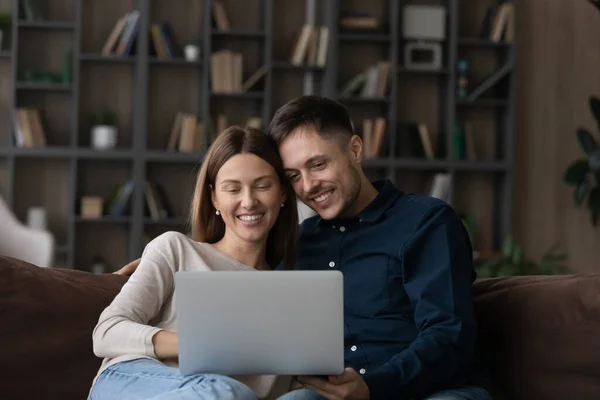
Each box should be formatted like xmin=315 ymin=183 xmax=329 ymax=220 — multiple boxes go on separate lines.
xmin=351 ymin=345 xmax=357 ymax=352
xmin=339 ymin=226 xmax=346 ymax=232
xmin=359 ymin=368 xmax=366 ymax=375
xmin=328 ymin=261 xmax=335 ymax=268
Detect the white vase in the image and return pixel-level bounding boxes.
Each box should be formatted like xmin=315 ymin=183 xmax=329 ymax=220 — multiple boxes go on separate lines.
xmin=27 ymin=207 xmax=47 ymax=231
xmin=184 ymin=44 xmax=200 ymax=62
xmin=91 ymin=125 xmax=117 ymax=150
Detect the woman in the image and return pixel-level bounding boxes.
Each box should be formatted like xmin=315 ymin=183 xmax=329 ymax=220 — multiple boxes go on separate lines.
xmin=88 ymin=126 xmax=313 ymax=400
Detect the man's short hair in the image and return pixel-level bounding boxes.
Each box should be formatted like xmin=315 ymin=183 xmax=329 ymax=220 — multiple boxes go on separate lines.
xmin=267 ymin=95 xmax=355 ymax=146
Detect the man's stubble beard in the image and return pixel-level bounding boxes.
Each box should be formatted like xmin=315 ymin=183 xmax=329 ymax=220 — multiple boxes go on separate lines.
xmin=335 ymin=161 xmax=362 ymax=219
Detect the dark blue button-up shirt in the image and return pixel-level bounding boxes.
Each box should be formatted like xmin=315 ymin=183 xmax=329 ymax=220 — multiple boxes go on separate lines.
xmin=295 ymin=180 xmax=486 ymax=400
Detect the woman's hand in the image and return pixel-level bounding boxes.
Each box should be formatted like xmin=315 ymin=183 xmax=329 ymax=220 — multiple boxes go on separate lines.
xmin=152 ymin=330 xmax=179 ymax=360
xmin=113 ymin=258 xmax=141 ymax=276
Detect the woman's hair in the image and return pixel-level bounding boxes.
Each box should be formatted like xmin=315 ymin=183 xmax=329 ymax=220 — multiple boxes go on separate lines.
xmin=189 ymin=125 xmax=298 ymax=270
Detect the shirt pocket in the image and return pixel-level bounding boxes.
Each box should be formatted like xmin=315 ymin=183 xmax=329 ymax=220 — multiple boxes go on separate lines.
xmin=343 ymin=255 xmax=391 ymax=317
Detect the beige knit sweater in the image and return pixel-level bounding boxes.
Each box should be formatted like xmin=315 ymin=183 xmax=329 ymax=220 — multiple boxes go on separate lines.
xmin=91 ymin=231 xmax=294 ymax=399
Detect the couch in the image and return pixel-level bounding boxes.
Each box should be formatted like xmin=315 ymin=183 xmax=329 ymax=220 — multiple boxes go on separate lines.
xmin=1 ymin=255 xmax=599 ymax=400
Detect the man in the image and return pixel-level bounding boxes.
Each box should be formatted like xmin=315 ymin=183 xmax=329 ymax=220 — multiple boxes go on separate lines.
xmin=117 ymin=96 xmax=491 ymax=400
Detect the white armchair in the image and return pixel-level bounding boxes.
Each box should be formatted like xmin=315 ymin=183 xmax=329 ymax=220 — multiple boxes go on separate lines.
xmin=0 ymin=196 xmax=55 ymax=267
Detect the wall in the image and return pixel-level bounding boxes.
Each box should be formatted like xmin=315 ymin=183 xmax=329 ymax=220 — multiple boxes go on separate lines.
xmin=515 ymin=0 xmax=600 ymax=271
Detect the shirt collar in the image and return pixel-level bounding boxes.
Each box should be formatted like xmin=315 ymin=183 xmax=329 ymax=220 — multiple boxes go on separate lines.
xmin=302 ymin=179 xmax=401 ymax=230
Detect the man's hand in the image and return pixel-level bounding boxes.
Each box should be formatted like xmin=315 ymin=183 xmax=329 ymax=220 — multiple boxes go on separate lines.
xmin=297 ymin=368 xmax=370 ymax=400
xmin=113 ymin=258 xmax=141 ymax=276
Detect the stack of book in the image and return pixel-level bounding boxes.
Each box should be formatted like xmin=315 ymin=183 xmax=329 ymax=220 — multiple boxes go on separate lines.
xmin=362 ymin=118 xmax=387 ymax=158
xmin=166 ymin=112 xmax=205 ymax=153
xmin=210 ymin=51 xmax=266 ymax=93
xmin=101 ymin=10 xmax=140 ymax=57
xmin=289 ymin=24 xmax=329 ymax=67
xmin=13 ymin=108 xmax=47 ymax=148
xmin=339 ymin=61 xmax=390 ymax=98
xmin=150 ymin=21 xmax=181 ymax=59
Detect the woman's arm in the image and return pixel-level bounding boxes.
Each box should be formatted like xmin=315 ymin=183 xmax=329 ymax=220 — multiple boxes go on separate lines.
xmin=152 ymin=330 xmax=179 ymax=359
xmin=92 ymin=233 xmax=180 ymax=360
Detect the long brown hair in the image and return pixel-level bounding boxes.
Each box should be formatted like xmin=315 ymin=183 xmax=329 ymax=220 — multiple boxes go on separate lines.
xmin=189 ymin=126 xmax=298 ymax=270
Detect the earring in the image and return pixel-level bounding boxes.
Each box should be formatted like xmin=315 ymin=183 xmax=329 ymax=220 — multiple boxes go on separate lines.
xmin=280 ymin=203 xmax=284 ymax=208
xmin=215 ymin=209 xmax=221 ymax=215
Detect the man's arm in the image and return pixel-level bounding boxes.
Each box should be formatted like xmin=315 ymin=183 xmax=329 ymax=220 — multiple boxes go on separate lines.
xmin=114 ymin=258 xmax=141 ymax=276
xmin=363 ymin=204 xmax=478 ymax=400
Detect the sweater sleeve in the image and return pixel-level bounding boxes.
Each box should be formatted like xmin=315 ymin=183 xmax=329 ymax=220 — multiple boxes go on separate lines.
xmin=92 ymin=232 xmax=179 ymax=360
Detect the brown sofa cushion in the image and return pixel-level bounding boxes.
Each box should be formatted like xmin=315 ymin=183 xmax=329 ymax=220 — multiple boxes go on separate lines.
xmin=0 ymin=256 xmax=127 ymax=400
xmin=2 ymin=255 xmax=600 ymax=400
xmin=474 ymin=273 xmax=600 ymax=400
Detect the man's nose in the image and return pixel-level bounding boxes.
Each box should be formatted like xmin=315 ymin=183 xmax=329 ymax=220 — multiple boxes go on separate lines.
xmin=303 ymin=176 xmax=319 ymax=194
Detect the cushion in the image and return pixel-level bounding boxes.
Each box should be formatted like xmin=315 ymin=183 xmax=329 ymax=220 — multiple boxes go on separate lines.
xmin=473 ymin=273 xmax=600 ymax=400
xmin=2 ymin=254 xmax=600 ymax=400
xmin=0 ymin=256 xmax=127 ymax=400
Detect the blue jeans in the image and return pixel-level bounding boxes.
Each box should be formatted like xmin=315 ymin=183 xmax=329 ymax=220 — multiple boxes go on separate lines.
xmin=88 ymin=358 xmax=257 ymax=400
xmin=277 ymin=386 xmax=492 ymax=400
xmin=422 ymin=386 xmax=492 ymax=400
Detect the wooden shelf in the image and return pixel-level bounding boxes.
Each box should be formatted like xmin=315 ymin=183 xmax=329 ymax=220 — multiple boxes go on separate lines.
xmin=211 ymin=30 xmax=266 ymax=39
xmin=75 ymin=216 xmax=132 ymax=224
xmin=145 ymin=151 xmax=205 ymax=163
xmin=396 ymin=67 xmax=450 ymax=75
xmin=76 ymin=148 xmax=134 ymax=160
xmin=18 ymin=20 xmax=76 ymax=30
xmin=337 ymin=96 xmax=390 ymax=105
xmin=15 ymin=82 xmax=73 ymax=92
xmin=0 ymin=0 xmax=516 ymax=268
xmin=271 ymin=61 xmax=324 ymax=72
xmin=144 ymin=217 xmax=188 ymax=226
xmin=80 ymin=54 xmax=135 ymax=64
xmin=339 ymin=33 xmax=391 ymax=43
xmin=459 ymin=38 xmax=513 ymax=48
xmin=9 ymin=147 xmax=74 ymax=158
xmin=211 ymin=91 xmax=265 ymax=100
xmin=389 ymin=159 xmax=509 ymax=172
xmin=149 ymin=57 xmax=203 ymax=67
xmin=457 ymin=99 xmax=509 ymax=108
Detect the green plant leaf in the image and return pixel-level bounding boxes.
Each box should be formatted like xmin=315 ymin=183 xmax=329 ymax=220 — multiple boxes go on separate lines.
xmin=511 ymin=244 xmax=523 ymax=265
xmin=578 ymin=128 xmax=600 ymax=155
xmin=590 ymin=0 xmax=600 ymax=13
xmin=575 ymin=179 xmax=590 ymax=206
xmin=564 ymin=159 xmax=590 ymax=185
xmin=502 ymin=236 xmax=514 ymax=258
xmin=590 ymin=151 xmax=600 ymax=173
xmin=589 ymin=187 xmax=600 ymax=211
xmin=590 ymin=96 xmax=600 ymax=129
xmin=589 ymin=187 xmax=600 ymax=227
xmin=577 ymin=128 xmax=600 ymax=155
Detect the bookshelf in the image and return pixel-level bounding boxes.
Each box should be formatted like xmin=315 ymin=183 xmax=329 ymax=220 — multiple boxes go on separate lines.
xmin=0 ymin=0 xmax=516 ymax=271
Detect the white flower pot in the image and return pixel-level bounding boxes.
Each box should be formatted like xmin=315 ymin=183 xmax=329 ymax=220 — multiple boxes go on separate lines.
xmin=91 ymin=125 xmax=117 ymax=150
xmin=184 ymin=44 xmax=200 ymax=62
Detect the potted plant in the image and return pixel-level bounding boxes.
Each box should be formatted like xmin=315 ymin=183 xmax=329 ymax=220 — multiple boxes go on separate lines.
xmin=184 ymin=39 xmax=200 ymax=62
xmin=0 ymin=13 xmax=11 ymax=51
xmin=90 ymin=109 xmax=118 ymax=150
xmin=564 ymin=96 xmax=600 ymax=226
xmin=476 ymin=236 xmax=567 ymax=278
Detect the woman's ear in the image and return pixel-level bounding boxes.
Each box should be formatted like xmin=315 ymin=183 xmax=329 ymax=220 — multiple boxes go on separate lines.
xmin=209 ymin=184 xmax=219 ymax=210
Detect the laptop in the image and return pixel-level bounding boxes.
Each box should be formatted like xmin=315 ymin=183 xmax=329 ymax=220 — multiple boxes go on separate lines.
xmin=175 ymin=270 xmax=345 ymax=376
